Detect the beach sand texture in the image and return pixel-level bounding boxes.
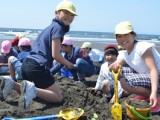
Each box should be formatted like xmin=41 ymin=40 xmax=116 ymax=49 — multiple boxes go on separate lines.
xmin=0 ymin=75 xmax=160 ymax=120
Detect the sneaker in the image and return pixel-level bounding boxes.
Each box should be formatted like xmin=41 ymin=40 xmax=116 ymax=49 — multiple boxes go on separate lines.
xmin=75 ymin=80 xmax=83 ymax=84
xmin=103 ymin=93 xmax=112 ymax=103
xmin=150 ymin=97 xmax=160 ymax=114
xmin=19 ymin=80 xmax=37 ymax=109
xmin=75 ymin=79 xmax=86 ymax=84
xmin=0 ymin=76 xmax=14 ymax=101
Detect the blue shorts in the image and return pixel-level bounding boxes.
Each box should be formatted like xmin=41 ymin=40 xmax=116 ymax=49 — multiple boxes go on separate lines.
xmin=11 ymin=57 xmax=22 ymax=80
xmin=0 ymin=66 xmax=8 ymax=74
xmin=21 ymin=58 xmax=55 ymax=89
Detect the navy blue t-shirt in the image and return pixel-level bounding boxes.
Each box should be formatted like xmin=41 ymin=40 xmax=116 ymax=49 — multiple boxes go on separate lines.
xmin=28 ymin=18 xmax=69 ymax=70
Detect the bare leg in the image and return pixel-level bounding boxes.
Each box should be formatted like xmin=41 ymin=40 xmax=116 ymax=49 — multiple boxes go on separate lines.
xmin=102 ymin=80 xmax=110 ymax=95
xmin=13 ymin=82 xmax=21 ymax=94
xmin=36 ymin=82 xmax=62 ymax=103
xmin=8 ymin=56 xmax=16 ymax=80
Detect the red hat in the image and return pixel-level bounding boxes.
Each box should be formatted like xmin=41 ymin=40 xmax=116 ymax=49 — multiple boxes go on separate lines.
xmin=104 ymin=44 xmax=118 ymax=51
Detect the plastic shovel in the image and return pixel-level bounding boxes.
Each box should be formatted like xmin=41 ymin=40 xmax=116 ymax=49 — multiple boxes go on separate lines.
xmin=3 ymin=108 xmax=84 ymax=120
xmin=111 ymin=66 xmax=122 ymax=120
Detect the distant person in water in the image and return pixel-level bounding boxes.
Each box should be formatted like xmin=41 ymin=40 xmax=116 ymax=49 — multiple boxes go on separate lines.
xmin=50 ymin=37 xmax=95 ymax=83
xmin=109 ymin=21 xmax=160 ymax=113
xmin=0 ymin=0 xmax=77 ymax=109
xmin=81 ymin=42 xmax=104 ymax=74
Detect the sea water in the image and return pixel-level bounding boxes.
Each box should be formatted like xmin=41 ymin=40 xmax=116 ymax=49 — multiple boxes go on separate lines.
xmin=0 ymin=27 xmax=160 ymax=52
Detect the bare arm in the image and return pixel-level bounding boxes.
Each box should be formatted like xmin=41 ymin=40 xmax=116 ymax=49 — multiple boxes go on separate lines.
xmin=142 ymin=47 xmax=158 ymax=107
xmin=52 ymin=39 xmax=74 ymax=69
xmin=0 ymin=63 xmax=8 ymax=66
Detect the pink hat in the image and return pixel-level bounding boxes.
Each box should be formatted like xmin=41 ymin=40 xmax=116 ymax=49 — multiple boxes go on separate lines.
xmin=18 ymin=37 xmax=31 ymax=47
xmin=62 ymin=37 xmax=73 ymax=45
xmin=1 ymin=40 xmax=12 ymax=54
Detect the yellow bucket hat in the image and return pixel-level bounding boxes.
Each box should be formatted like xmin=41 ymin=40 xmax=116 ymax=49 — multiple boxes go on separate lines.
xmin=56 ymin=0 xmax=77 ymax=15
xmin=115 ymin=21 xmax=133 ymax=35
xmin=81 ymin=42 xmax=92 ymax=48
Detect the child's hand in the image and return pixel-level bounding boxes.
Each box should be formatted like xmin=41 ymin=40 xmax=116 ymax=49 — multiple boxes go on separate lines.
xmin=109 ymin=62 xmax=120 ymax=73
xmin=66 ymin=62 xmax=75 ymax=69
xmin=87 ymin=88 xmax=97 ymax=94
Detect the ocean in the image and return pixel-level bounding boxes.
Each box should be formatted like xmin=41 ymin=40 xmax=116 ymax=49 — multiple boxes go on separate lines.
xmin=0 ymin=27 xmax=160 ymax=52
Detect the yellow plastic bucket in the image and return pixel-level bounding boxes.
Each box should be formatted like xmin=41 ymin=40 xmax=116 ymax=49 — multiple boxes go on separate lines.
xmin=125 ymin=99 xmax=152 ymax=120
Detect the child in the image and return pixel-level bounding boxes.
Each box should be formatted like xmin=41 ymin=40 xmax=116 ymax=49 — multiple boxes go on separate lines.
xmin=0 ymin=0 xmax=77 ymax=109
xmin=11 ymin=34 xmax=25 ymax=53
xmin=110 ymin=21 xmax=160 ymax=113
xmin=0 ymin=40 xmax=18 ymax=75
xmin=88 ymin=44 xmax=126 ymax=103
xmin=81 ymin=42 xmax=104 ymax=74
xmin=50 ymin=37 xmax=95 ymax=83
xmin=8 ymin=37 xmax=32 ymax=81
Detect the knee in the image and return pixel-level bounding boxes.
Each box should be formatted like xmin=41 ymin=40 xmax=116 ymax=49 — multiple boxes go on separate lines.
xmin=57 ymin=95 xmax=63 ymax=103
xmin=102 ymin=80 xmax=110 ymax=88
xmin=120 ymin=78 xmax=127 ymax=90
xmin=75 ymin=58 xmax=84 ymax=65
xmin=120 ymin=78 xmax=132 ymax=93
xmin=8 ymin=56 xmax=15 ymax=61
xmin=101 ymin=80 xmax=110 ymax=91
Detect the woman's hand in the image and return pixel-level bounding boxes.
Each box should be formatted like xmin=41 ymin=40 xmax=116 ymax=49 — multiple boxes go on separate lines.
xmin=150 ymin=92 xmax=158 ymax=107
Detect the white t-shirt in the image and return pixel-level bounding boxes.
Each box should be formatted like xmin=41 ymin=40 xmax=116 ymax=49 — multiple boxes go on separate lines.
xmin=118 ymin=41 xmax=160 ymax=74
xmin=95 ymin=62 xmax=124 ymax=98
xmin=89 ymin=49 xmax=104 ymax=62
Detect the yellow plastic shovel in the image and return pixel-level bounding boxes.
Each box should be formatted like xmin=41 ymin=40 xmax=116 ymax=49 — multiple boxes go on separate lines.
xmin=3 ymin=108 xmax=84 ymax=120
xmin=111 ymin=66 xmax=122 ymax=120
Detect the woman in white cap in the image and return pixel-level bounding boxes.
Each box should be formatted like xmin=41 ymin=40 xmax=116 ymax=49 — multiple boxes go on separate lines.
xmin=0 ymin=0 xmax=77 ymax=109
xmin=110 ymin=21 xmax=160 ymax=113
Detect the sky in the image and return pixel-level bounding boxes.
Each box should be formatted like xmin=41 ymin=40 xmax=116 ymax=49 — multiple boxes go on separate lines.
xmin=0 ymin=0 xmax=160 ymax=35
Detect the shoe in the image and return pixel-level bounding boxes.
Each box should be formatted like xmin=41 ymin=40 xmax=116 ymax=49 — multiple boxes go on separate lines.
xmin=75 ymin=80 xmax=83 ymax=84
xmin=103 ymin=93 xmax=112 ymax=103
xmin=0 ymin=76 xmax=14 ymax=101
xmin=19 ymin=80 xmax=37 ymax=109
xmin=150 ymin=97 xmax=160 ymax=114
xmin=75 ymin=79 xmax=86 ymax=84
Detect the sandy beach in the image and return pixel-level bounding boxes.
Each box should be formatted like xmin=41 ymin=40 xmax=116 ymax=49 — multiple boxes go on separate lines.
xmin=0 ymin=75 xmax=160 ymax=120
xmin=0 ymin=39 xmax=160 ymax=119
